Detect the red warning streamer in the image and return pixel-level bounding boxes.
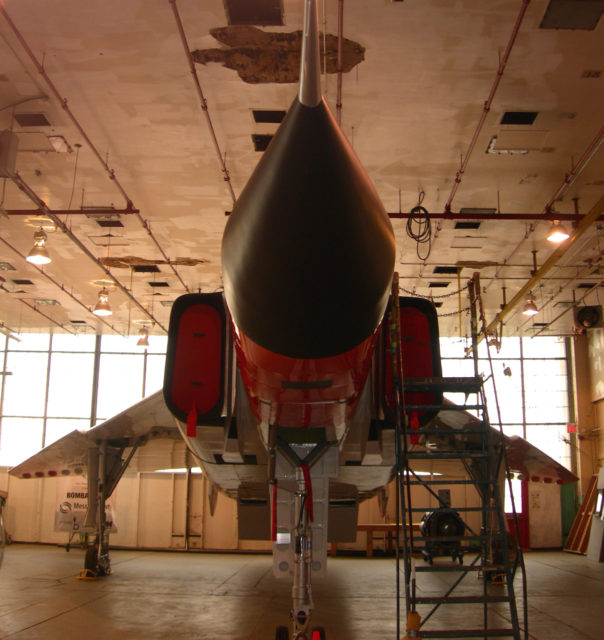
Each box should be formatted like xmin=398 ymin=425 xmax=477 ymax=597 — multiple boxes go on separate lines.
xmin=187 ymin=403 xmax=197 ymax=437
xmin=300 ymin=462 xmax=314 ymax=522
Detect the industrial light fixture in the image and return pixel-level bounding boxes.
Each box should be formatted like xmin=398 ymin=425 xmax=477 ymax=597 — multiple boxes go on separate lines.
xmin=547 ymin=220 xmax=570 ymax=243
xmin=522 ymin=294 xmax=538 ymax=317
xmin=93 ymin=287 xmax=112 ymax=316
xmin=136 ymin=327 xmax=149 ymax=347
xmin=26 ymin=228 xmax=51 ymax=265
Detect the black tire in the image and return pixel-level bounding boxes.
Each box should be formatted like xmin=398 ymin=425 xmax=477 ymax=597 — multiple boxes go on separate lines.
xmin=275 ymin=626 xmax=289 ymax=640
xmin=311 ymin=627 xmax=326 ymax=640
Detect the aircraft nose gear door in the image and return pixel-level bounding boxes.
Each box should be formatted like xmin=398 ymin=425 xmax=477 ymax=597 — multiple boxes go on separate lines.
xmin=270 ymin=428 xmax=337 ymax=640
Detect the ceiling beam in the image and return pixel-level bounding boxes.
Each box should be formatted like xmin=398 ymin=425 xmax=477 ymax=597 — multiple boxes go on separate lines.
xmin=482 ymin=193 xmax=604 ymax=343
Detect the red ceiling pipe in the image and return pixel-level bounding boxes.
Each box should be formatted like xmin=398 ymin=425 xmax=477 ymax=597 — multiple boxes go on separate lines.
xmin=0 ymin=235 xmax=123 ymax=335
xmin=10 ymin=172 xmax=168 ymax=333
xmin=1 ymin=7 xmax=190 ymax=293
xmin=5 ymin=208 xmax=139 ymax=216
xmin=485 ymin=126 xmax=604 ymax=291
xmin=387 ymin=211 xmax=602 ymax=221
xmin=443 ymin=0 xmax=531 ymax=213
xmin=169 ymin=0 xmax=237 ymax=205
xmin=541 ymin=126 xmax=604 ymax=214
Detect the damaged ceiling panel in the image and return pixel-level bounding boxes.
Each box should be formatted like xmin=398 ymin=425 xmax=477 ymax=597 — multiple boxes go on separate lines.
xmin=192 ymin=26 xmax=365 ymax=83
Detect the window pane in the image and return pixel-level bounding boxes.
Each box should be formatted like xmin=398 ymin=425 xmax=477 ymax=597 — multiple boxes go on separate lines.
xmin=145 ymin=354 xmax=167 ymax=396
xmin=0 ymin=417 xmax=44 ymax=466
xmin=525 ymin=424 xmax=572 ymax=471
xmin=100 ymin=334 xmax=138 ymax=354
xmin=505 ymin=478 xmax=523 ymax=513
xmin=47 ymin=353 xmax=95 ymax=418
xmin=96 ymin=353 xmax=144 ymax=421
xmin=8 ymin=333 xmax=50 ymax=352
xmin=45 ymin=418 xmax=90 ymax=446
xmin=522 ymin=336 xmax=565 ymax=358
xmin=145 ymin=335 xmax=168 ymax=355
xmin=51 ymin=334 xmax=96 ymax=352
xmin=2 ymin=352 xmax=48 ymax=416
xmin=501 ymin=424 xmax=525 ymax=439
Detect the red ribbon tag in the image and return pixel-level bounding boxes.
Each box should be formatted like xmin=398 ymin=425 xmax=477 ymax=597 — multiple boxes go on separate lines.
xmin=300 ymin=462 xmax=314 ymax=522
xmin=187 ymin=403 xmax=197 ymax=437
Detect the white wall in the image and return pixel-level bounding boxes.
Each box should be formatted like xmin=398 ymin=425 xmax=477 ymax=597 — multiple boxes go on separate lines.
xmin=0 ymin=467 xmax=494 ymax=553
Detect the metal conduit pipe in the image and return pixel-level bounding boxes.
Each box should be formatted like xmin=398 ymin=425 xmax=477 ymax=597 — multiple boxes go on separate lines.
xmin=483 ymin=223 xmax=535 ymax=292
xmin=516 ymin=250 xmax=604 ymax=332
xmin=481 ymin=193 xmax=604 ymax=343
xmin=443 ymin=0 xmax=530 ymax=213
xmin=485 ymin=126 xmax=604 ymax=291
xmin=531 ymin=276 xmax=604 ymax=338
xmin=4 ymin=208 xmax=139 ymax=217
xmin=10 ymin=172 xmax=168 ymax=333
xmin=1 ymin=7 xmax=189 ymax=293
xmin=169 ymin=0 xmax=236 ymax=205
xmin=387 ymin=211 xmax=602 ymax=221
xmin=0 ymin=282 xmax=74 ymax=334
xmin=542 ymin=126 xmax=604 ymax=213
xmin=336 ymin=0 xmax=344 ymax=126
xmin=0 ymin=235 xmax=123 ymax=335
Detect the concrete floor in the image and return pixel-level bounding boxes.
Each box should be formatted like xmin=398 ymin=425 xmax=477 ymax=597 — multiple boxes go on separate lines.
xmin=0 ymin=544 xmax=603 ymax=639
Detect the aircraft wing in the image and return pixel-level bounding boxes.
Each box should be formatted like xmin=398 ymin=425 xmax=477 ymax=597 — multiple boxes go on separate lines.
xmin=9 ymin=390 xmax=187 ymax=479
xmin=505 ymin=435 xmax=577 ymax=484
xmin=426 ymin=399 xmax=577 ymax=484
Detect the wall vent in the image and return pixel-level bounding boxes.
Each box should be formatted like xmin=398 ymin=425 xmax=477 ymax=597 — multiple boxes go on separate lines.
xmin=433 ymin=266 xmax=459 ymax=274
xmin=133 ymin=264 xmax=161 ymax=273
xmin=252 ymin=134 xmax=273 ymax=151
xmin=500 ymin=111 xmax=538 ymax=125
xmin=96 ymin=219 xmax=124 ymax=228
xmin=252 ymin=109 xmax=286 ymax=123
xmin=34 ymin=299 xmax=59 ymax=306
xmin=224 ymin=0 xmax=283 ymax=26
xmin=14 ymin=113 xmax=51 ymax=127
xmin=12 ymin=279 xmax=34 ymax=285
xmin=428 ymin=282 xmax=449 ymax=288
xmin=148 ymin=281 xmax=170 ymax=287
xmin=540 ymin=0 xmax=604 ymax=30
xmin=455 ymin=221 xmax=481 ymax=230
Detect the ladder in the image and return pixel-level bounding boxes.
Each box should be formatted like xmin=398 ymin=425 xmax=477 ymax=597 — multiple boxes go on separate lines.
xmin=388 ymin=273 xmax=527 ymax=640
xmin=399 ymin=376 xmax=522 ymax=639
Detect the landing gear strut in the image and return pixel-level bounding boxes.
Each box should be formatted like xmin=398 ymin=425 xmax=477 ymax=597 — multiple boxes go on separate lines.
xmin=82 ymin=438 xmax=141 ymax=577
xmin=291 ymin=466 xmax=313 ymax=639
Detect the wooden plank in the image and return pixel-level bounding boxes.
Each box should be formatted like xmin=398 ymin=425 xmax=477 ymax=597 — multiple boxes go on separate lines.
xmin=564 ymin=474 xmax=597 ymax=554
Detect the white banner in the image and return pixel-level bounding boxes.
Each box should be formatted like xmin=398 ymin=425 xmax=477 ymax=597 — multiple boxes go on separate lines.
xmin=54 ymin=477 xmax=117 ymax=533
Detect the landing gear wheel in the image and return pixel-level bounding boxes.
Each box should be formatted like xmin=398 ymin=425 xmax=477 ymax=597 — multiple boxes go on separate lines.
xmin=311 ymin=627 xmax=326 ymax=640
xmin=275 ymin=625 xmax=289 ymax=640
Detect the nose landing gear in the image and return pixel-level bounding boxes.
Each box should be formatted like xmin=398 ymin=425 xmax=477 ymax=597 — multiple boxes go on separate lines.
xmin=274 ymin=625 xmax=326 ymax=640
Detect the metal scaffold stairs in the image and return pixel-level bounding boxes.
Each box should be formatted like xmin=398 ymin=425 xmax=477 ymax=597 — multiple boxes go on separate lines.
xmin=389 ymin=273 xmax=527 ymax=640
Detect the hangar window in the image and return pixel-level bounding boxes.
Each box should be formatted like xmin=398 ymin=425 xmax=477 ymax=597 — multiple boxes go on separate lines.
xmin=439 ymin=335 xmax=571 ymax=470
xmin=0 ymin=333 xmax=167 ymax=466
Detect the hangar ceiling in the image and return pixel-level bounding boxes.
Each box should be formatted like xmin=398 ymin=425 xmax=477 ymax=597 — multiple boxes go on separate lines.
xmin=0 ymin=0 xmax=603 ymax=341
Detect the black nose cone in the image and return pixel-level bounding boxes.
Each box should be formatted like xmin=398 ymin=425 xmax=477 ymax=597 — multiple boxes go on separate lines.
xmin=222 ymin=97 xmax=395 ymax=359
